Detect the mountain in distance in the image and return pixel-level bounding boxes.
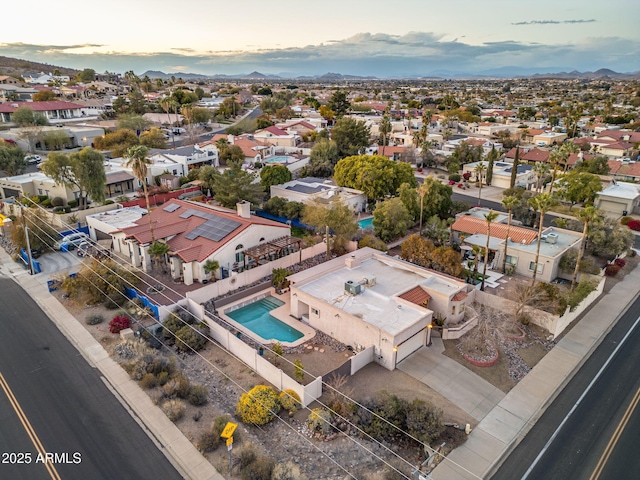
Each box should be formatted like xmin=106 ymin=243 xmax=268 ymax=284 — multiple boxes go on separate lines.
xmin=0 ymin=55 xmax=80 ymax=78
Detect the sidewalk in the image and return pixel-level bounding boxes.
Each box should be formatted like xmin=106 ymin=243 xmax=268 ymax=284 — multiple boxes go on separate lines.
xmin=0 ymin=249 xmax=224 ymax=480
xmin=430 ymin=262 xmax=640 ymax=479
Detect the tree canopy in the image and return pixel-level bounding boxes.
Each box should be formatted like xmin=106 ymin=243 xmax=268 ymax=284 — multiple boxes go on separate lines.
xmin=0 ymin=143 xmax=26 ymax=176
xmin=211 ymin=159 xmax=264 ymax=208
xmin=330 ymin=117 xmax=371 ymax=158
xmin=301 ymin=199 xmax=358 ymax=251
xmin=333 ymin=154 xmax=416 ymax=202
xmin=40 ymin=148 xmax=106 ymax=209
xmin=12 ymin=107 xmax=49 ymax=127
xmin=556 ymin=171 xmax=603 ymax=208
xmin=260 ymin=165 xmax=292 ymax=191
xmin=302 ymin=139 xmax=339 ymax=177
xmin=326 ymin=91 xmax=351 ymax=118
xmin=373 ymin=198 xmax=413 ymax=242
xmin=94 ymin=129 xmax=140 ymax=157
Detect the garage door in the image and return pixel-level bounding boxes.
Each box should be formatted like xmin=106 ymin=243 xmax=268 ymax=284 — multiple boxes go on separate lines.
xmin=396 ymin=330 xmax=426 ymax=364
xmin=598 ymin=200 xmax=627 ymax=215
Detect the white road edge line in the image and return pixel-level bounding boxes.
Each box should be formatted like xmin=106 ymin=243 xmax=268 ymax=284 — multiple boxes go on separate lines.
xmin=521 ymin=314 xmax=640 ymax=480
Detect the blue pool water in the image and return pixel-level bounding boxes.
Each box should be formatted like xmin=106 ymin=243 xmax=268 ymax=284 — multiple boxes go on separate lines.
xmin=226 ymin=297 xmax=303 ymax=343
xmin=266 ymin=156 xmax=292 ymax=164
xmin=358 ymin=217 xmax=374 ymax=229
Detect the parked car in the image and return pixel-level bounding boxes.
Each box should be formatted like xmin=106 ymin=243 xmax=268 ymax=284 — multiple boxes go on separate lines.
xmin=24 ymin=154 xmax=41 ymax=164
xmin=76 ymin=241 xmax=110 ymax=259
xmin=54 ymin=232 xmax=89 ymax=251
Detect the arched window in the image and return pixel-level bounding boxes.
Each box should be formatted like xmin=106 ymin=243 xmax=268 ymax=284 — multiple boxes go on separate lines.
xmin=235 ymin=244 xmax=244 ymax=263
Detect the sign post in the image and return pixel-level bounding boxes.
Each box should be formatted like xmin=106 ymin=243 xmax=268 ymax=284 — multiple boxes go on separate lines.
xmin=221 ymin=422 xmax=238 ymax=477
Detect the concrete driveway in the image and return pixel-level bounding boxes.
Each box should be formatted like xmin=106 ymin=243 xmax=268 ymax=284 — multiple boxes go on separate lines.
xmin=34 ymin=248 xmax=83 ymax=275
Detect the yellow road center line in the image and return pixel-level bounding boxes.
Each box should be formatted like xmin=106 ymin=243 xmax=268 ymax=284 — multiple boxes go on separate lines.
xmin=0 ymin=372 xmax=61 ymax=480
xmin=590 ymin=386 xmax=640 ymax=480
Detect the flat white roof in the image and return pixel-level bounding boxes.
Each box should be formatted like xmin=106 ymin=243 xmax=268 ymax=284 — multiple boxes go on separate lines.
xmin=598 ymin=181 xmax=640 ymax=200
xmin=296 ymin=254 xmax=460 ymax=335
xmin=87 ymin=206 xmax=147 ymax=229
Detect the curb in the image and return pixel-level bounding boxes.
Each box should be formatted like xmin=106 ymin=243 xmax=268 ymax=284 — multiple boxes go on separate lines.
xmin=0 ymin=250 xmax=224 ymax=480
xmin=483 ymin=269 xmax=640 ymax=479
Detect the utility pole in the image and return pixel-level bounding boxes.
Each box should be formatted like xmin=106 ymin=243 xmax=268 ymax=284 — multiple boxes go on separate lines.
xmin=24 ymin=225 xmax=34 ymax=275
xmin=325 ymin=225 xmax=330 ymax=260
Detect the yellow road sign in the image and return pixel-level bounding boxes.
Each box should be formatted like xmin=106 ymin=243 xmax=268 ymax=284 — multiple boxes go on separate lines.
xmin=220 ymin=422 xmax=238 ymax=439
xmin=226 ymin=437 xmax=233 ymax=447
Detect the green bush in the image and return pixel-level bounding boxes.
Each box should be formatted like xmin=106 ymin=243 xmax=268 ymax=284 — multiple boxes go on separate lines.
xmin=448 ymin=173 xmax=461 ymax=182
xmin=161 ymin=399 xmax=185 ymax=422
xmin=139 ymin=373 xmax=158 ymax=389
xmin=85 ymin=314 xmax=104 ymax=325
xmin=198 ymin=429 xmax=221 ymax=452
xmin=620 ymin=216 xmax=633 ymax=226
xmin=41 ymin=198 xmax=52 ymax=208
xmin=240 ymin=455 xmax=274 ymax=480
xmin=68 ymin=199 xmax=78 ymax=208
xmin=236 ymin=385 xmax=280 ymax=425
xmin=157 ymin=371 xmax=170 ymax=385
xmin=104 ymin=199 xmax=114 ymax=205
xmin=51 ymin=197 xmax=65 ymax=207
xmin=188 ymin=383 xmax=208 ymax=406
xmin=175 ymin=324 xmax=208 ymax=352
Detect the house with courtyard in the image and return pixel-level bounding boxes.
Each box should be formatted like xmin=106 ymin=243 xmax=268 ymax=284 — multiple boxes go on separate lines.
xmin=462 ymin=160 xmax=536 ymax=190
xmin=452 ymin=209 xmax=581 ymax=283
xmin=111 ymin=199 xmax=294 ymax=285
xmin=0 ymin=101 xmax=87 ymax=124
xmin=286 ymin=248 xmax=474 ymax=370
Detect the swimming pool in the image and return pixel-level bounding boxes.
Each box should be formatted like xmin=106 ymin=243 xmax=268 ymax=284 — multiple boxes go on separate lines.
xmin=358 ymin=217 xmax=374 ymax=229
xmin=265 ymin=156 xmax=292 ymax=164
xmin=225 ymin=296 xmax=304 ymax=343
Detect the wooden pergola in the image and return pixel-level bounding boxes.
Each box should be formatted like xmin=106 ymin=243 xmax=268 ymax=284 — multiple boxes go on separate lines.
xmin=241 ymin=236 xmax=303 ymax=269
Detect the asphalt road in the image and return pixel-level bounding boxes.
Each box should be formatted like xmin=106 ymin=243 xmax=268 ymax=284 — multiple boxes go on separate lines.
xmin=491 ymin=294 xmax=640 ymax=480
xmin=0 ymin=277 xmax=182 ymax=480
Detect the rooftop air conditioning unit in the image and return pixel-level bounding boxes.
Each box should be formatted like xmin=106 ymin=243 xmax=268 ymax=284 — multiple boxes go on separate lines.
xmin=546 ymin=233 xmax=558 ymax=244
xmin=344 ymin=280 xmax=362 ymax=296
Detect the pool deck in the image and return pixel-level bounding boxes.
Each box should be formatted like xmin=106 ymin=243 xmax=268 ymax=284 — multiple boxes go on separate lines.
xmin=219 ymin=288 xmax=315 ymax=347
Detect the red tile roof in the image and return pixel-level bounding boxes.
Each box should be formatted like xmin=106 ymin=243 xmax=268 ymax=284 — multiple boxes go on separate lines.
xmin=260 ymin=126 xmax=290 ymax=136
xmin=377 ymin=145 xmax=406 ymax=157
xmin=452 ymin=216 xmax=538 ymax=245
xmin=119 ymin=199 xmax=288 ymax=263
xmin=0 ymin=100 xmax=85 ymax=113
xmin=452 ymin=291 xmax=468 ymax=302
xmin=398 ymin=286 xmax=431 ymax=307
xmin=505 ymin=147 xmax=550 ymax=163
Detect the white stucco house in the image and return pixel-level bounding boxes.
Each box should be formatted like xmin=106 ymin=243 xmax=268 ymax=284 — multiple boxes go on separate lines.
xmin=270 ymin=177 xmax=367 ymax=212
xmin=594 ymin=180 xmax=640 ymax=216
xmin=287 ymin=248 xmax=474 ymax=370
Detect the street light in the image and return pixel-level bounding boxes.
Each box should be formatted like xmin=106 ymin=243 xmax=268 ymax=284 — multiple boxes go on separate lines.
xmin=426 ymin=323 xmax=433 ymax=347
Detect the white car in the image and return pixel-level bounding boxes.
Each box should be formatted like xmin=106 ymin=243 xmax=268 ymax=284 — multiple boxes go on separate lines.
xmin=54 ymin=232 xmax=89 ymax=251
xmin=25 ymin=154 xmax=42 ymax=164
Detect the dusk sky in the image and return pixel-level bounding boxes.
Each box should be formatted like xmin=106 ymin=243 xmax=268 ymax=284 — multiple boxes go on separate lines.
xmin=1 ymin=0 xmax=638 ymax=77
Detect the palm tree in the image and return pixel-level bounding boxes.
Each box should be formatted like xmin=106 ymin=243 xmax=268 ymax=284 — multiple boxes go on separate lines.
xmin=124 ymin=145 xmax=155 ymax=243
xmin=159 ymin=96 xmax=178 ymax=149
xmin=481 ymin=210 xmax=499 ymax=291
xmin=203 ymin=259 xmax=220 ymax=282
xmin=533 ymin=162 xmax=550 ymax=193
xmin=501 ymin=196 xmax=519 ymax=273
xmin=148 ymin=241 xmax=170 ymax=274
xmin=528 ymin=193 xmax=558 ymax=285
xmin=474 ymin=161 xmax=486 ymax=206
xmin=418 ymin=182 xmax=429 ymax=234
xmin=571 ymin=206 xmax=600 ymax=292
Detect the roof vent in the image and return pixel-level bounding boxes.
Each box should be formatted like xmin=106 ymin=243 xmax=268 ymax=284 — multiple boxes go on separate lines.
xmin=546 ymin=233 xmax=558 ymax=244
xmin=344 ymin=280 xmax=362 ymax=296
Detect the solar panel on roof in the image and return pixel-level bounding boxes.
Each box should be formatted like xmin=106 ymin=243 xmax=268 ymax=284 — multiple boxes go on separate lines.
xmin=180 ymin=208 xmax=242 ymax=242
xmin=163 ymin=203 xmax=180 ymax=212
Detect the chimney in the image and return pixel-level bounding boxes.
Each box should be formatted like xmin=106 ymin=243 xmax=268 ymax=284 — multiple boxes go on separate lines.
xmin=236 ymin=200 xmax=251 ymax=219
xmin=345 ymin=253 xmax=362 ymax=268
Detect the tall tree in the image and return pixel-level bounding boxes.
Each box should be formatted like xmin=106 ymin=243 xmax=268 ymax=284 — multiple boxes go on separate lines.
xmin=571 ymin=206 xmax=601 ymax=292
xmin=510 ymin=147 xmax=520 ymax=189
xmin=326 ymin=91 xmax=351 ymax=118
xmin=379 ymin=112 xmax=391 ymax=147
xmin=0 ymin=143 xmax=27 ymax=176
xmin=331 ymin=117 xmax=371 ymax=158
xmin=211 ymin=159 xmax=264 ymax=208
xmin=40 ymin=148 xmax=106 ymax=209
xmin=260 ymin=165 xmax=292 ymax=191
xmin=528 ymin=193 xmax=558 ymax=285
xmin=533 ymin=162 xmax=550 ymax=193
xmin=485 ymin=146 xmax=499 ymax=186
xmin=301 ymin=199 xmax=358 ymax=251
xmin=501 ymin=195 xmax=519 ymax=273
xmin=481 ymin=210 xmax=499 ymax=291
xmin=556 ymin=170 xmax=603 ymax=209
xmin=373 ymin=198 xmax=413 ymax=242
xmin=124 ymin=145 xmax=155 ymax=242
xmin=474 ymin=161 xmax=487 ymax=206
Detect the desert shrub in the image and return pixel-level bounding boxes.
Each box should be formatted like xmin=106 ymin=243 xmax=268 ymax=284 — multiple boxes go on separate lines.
xmin=448 ymin=173 xmax=461 ymax=182
xmin=51 ymin=197 xmax=65 ymax=207
xmin=139 ymin=373 xmax=158 ymax=389
xmin=188 ymin=383 xmax=208 ymax=406
xmin=161 ymin=399 xmax=185 ymax=422
xmin=240 ymin=455 xmax=275 ymax=480
xmin=68 ymin=199 xmax=78 ymax=208
xmin=620 ymin=216 xmax=633 ymax=226
xmin=41 ymin=198 xmax=52 ymax=208
xmin=358 ymin=234 xmax=388 ymax=252
xmin=566 ymin=279 xmax=598 ymax=311
xmin=306 ymin=407 xmax=333 ymax=435
xmin=105 ymin=289 xmax=128 ymax=309
xmin=278 ymin=389 xmax=301 ymax=413
xmin=614 ymin=257 xmax=627 ymax=268
xmin=605 ymin=264 xmax=621 ymax=276
xmin=175 ymin=324 xmax=208 ymax=352
xmin=85 ymin=314 xmax=104 ymax=325
xmin=157 ymin=371 xmax=170 ymax=385
xmin=272 ymin=461 xmax=306 ymax=480
xmin=198 ymin=429 xmax=221 ymax=453
xmin=163 ymin=372 xmax=191 ymax=398
xmin=109 ymin=314 xmax=131 ymax=333
xmin=104 ymin=199 xmax=114 ymax=205
xmin=236 ymin=385 xmax=280 ymax=425
xmin=293 ymin=359 xmax=304 ymax=382
xmin=627 ymin=219 xmax=640 ymax=231
xmin=145 ymin=355 xmax=175 ymax=376
xmin=405 ymin=399 xmax=444 ymax=444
